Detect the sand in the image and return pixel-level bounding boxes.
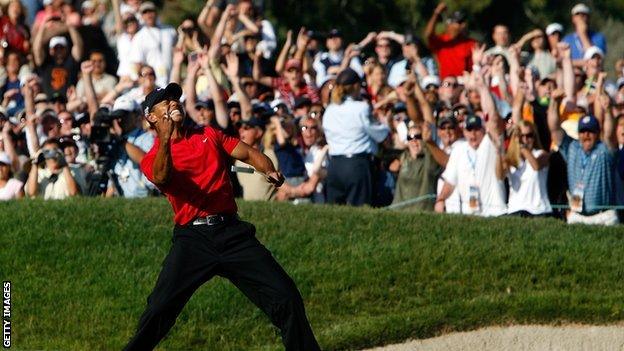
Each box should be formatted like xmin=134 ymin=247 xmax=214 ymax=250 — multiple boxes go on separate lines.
xmin=364 ymin=324 xmax=624 ymax=351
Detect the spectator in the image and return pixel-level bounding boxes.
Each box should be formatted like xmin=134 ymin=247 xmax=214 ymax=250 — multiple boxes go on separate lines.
xmin=269 ymin=115 xmax=306 ymax=188
xmin=0 ymin=0 xmax=31 ymax=55
xmin=254 ymin=58 xmax=319 ymax=110
xmin=33 ymin=27 xmax=83 ymax=96
xmin=111 ymin=0 xmax=140 ymax=81
xmin=436 ymin=71 xmax=507 ymax=216
xmin=0 ymin=151 xmax=22 ymax=200
xmin=323 ymin=68 xmax=389 ymax=206
xmin=76 ymin=51 xmax=117 ymax=102
xmin=562 ymin=3 xmax=607 ymax=63
xmin=235 ymin=117 xmax=279 ymax=201
xmin=313 ymin=28 xmax=364 ymax=87
xmin=391 ymin=121 xmax=441 ymax=210
xmin=1 ymin=51 xmax=27 ymax=116
xmin=485 ymin=24 xmax=511 ymax=60
xmin=424 ymin=3 xmax=475 ymax=79
xmin=388 ymin=33 xmax=438 ymax=88
xmin=514 ymin=29 xmax=556 ymax=79
xmin=25 ymin=138 xmax=79 ymax=199
xmin=500 ymin=120 xmax=552 ymax=216
xmin=129 ymin=1 xmax=176 ymax=87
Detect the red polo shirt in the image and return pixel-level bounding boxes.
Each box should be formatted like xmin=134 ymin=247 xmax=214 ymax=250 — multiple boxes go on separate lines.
xmin=428 ymin=33 xmax=476 ymax=79
xmin=140 ymin=126 xmax=240 ymax=225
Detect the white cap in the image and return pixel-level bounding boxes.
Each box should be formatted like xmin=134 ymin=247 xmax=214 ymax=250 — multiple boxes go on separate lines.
xmin=616 ymin=77 xmax=624 ymax=89
xmin=270 ymin=99 xmax=288 ymax=110
xmin=571 ymin=3 xmax=590 ymax=15
xmin=42 ymin=0 xmax=53 ymax=5
xmin=49 ymin=36 xmax=68 ymax=49
xmin=583 ymin=46 xmax=604 ymax=60
xmin=545 ymin=23 xmax=564 ymax=36
xmin=0 ymin=152 xmax=11 ymax=165
xmin=81 ymin=0 xmax=94 ymax=10
xmin=420 ymin=75 xmax=440 ymax=89
xmin=113 ymin=97 xmax=140 ymax=112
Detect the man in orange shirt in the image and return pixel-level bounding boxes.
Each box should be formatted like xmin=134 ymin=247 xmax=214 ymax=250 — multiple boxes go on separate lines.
xmin=424 ymin=2 xmax=476 ymax=79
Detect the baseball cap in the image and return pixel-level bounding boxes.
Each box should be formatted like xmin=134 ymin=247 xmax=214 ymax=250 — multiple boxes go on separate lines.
xmin=113 ymin=96 xmax=140 ymax=112
xmin=34 ymin=93 xmax=49 ymax=104
xmin=0 ymin=152 xmax=11 ymax=165
xmin=545 ymin=23 xmax=564 ymax=36
xmin=448 ymin=10 xmax=466 ymax=23
xmin=195 ymin=100 xmax=215 ymax=110
xmin=49 ymin=92 xmax=67 ymax=104
xmin=327 ymin=29 xmax=342 ymax=38
xmin=438 ymin=114 xmax=458 ymax=128
xmin=49 ymin=36 xmax=68 ymax=49
xmin=81 ymin=0 xmax=94 ymax=10
xmin=464 ymin=115 xmax=483 ymax=129
xmin=578 ymin=115 xmax=600 ymax=133
xmin=227 ymin=101 xmax=241 ymax=110
xmin=421 ymin=75 xmax=440 ymax=89
xmin=238 ymin=117 xmax=266 ymax=130
xmin=616 ymin=77 xmax=624 ymax=90
xmin=336 ymin=68 xmax=361 ymax=86
xmin=284 ymin=59 xmax=301 ymax=71
xmin=571 ymin=3 xmax=590 ymax=15
xmin=583 ymin=46 xmax=604 ymax=60
xmin=139 ymin=1 xmax=157 ymax=13
xmin=252 ymin=102 xmax=273 ymax=118
xmin=141 ymin=83 xmax=183 ymax=117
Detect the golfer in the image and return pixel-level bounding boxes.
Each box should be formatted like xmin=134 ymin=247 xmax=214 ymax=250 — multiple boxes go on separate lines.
xmin=123 ymin=83 xmax=320 ymax=350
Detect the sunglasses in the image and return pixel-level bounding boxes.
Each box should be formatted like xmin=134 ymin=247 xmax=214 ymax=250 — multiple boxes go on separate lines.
xmin=439 ymin=125 xmax=455 ymax=131
xmin=520 ymin=133 xmax=534 ymax=139
xmin=141 ymin=71 xmax=155 ymax=77
xmin=301 ymin=125 xmax=318 ymax=132
xmin=407 ymin=133 xmax=422 ymax=141
xmin=441 ymin=81 xmax=459 ymax=88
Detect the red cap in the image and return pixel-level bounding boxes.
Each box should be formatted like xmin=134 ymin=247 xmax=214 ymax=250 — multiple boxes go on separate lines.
xmin=285 ymin=59 xmax=301 ymax=71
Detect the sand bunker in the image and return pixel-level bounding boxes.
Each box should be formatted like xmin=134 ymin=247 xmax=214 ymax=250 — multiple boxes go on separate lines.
xmin=364 ymin=324 xmax=624 ymax=351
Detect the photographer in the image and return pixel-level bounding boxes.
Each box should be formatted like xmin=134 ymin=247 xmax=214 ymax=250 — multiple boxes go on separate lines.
xmin=88 ymin=97 xmax=154 ymax=198
xmin=25 ymin=138 xmax=79 ymax=199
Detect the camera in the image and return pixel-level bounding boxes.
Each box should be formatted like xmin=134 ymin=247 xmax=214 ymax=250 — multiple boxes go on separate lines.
xmin=36 ymin=148 xmax=63 ymax=166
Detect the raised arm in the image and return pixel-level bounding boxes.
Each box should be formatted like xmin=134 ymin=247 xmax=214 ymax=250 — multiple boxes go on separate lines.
xmin=237 ymin=11 xmax=259 ymax=34
xmin=222 ymin=52 xmax=252 ymax=119
xmin=202 ymin=56 xmax=229 ymax=129
xmin=208 ymin=4 xmax=234 ymax=60
xmin=184 ymin=61 xmax=202 ymax=123
xmin=252 ymin=46 xmax=273 ymax=87
xmin=275 ymin=30 xmax=293 ymax=75
xmin=67 ymin=23 xmax=84 ymax=62
xmin=150 ymin=119 xmax=174 ymax=186
xmin=1 ymin=122 xmax=19 ymax=172
xmin=32 ymin=19 xmax=47 ymax=67
xmin=169 ymin=47 xmax=184 ymax=85
xmin=548 ymin=88 xmax=565 ymax=147
xmin=425 ymin=2 xmax=446 ymax=42
xmin=80 ymin=60 xmax=99 ymax=122
xmin=474 ymin=68 xmax=502 ymax=137
xmin=558 ymin=43 xmax=576 ymax=106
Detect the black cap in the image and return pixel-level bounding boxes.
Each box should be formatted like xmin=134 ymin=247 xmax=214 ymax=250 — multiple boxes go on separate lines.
xmin=327 ymin=29 xmax=342 ymax=38
xmin=227 ymin=101 xmax=241 ymax=110
xmin=238 ymin=117 xmax=266 ymax=130
xmin=252 ymin=102 xmax=274 ymax=118
xmin=335 ymin=68 xmax=361 ymax=86
xmin=393 ymin=102 xmax=407 ymax=114
xmin=141 ymin=83 xmax=183 ymax=117
xmin=464 ymin=114 xmax=483 ymax=129
xmin=438 ymin=114 xmax=458 ymax=128
xmin=448 ymin=10 xmax=466 ymax=23
xmin=195 ymin=100 xmax=215 ymax=110
xmin=293 ymin=97 xmax=312 ymax=109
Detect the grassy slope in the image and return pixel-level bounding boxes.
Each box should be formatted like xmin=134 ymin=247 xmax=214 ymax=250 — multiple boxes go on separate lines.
xmin=1 ymin=198 xmax=624 ymax=350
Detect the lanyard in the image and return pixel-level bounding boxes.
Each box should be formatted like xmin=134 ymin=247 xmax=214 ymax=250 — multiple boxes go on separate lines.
xmin=467 ymin=148 xmax=478 ymax=178
xmin=580 ymin=151 xmax=591 ymax=179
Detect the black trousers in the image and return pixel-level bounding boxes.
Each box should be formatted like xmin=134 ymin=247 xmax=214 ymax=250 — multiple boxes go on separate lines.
xmin=123 ymin=219 xmax=320 ymax=351
xmin=326 ymin=155 xmax=373 ymax=206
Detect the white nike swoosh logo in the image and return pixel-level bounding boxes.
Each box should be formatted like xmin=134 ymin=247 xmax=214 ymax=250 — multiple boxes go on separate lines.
xmin=203 ymin=138 xmax=208 ymax=143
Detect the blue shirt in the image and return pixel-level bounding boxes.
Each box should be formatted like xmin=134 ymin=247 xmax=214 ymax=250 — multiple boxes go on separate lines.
xmin=562 ymin=31 xmax=607 ymax=60
xmin=112 ymin=128 xmax=155 ymax=198
xmin=322 ymin=97 xmax=390 ymax=156
xmin=274 ymin=142 xmax=306 ymax=178
xmin=559 ymin=135 xmax=615 ymax=214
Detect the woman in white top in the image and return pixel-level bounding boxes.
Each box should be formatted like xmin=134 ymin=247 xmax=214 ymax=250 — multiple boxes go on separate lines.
xmin=499 ymin=120 xmax=552 ymax=216
xmin=0 ymin=152 xmax=23 ymax=200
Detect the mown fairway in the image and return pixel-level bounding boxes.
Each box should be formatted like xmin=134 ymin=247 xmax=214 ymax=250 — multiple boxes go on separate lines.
xmin=2 ymin=198 xmax=623 ymax=350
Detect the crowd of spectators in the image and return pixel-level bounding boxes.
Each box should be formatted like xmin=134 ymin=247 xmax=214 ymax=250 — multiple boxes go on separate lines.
xmin=1 ymin=0 xmax=624 ymax=226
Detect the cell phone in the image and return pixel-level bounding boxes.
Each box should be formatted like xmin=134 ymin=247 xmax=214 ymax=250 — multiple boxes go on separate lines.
xmin=188 ymin=52 xmax=199 ymax=63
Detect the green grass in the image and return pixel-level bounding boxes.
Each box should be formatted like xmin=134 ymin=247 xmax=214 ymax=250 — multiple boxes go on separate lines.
xmin=2 ymin=198 xmax=624 ymax=350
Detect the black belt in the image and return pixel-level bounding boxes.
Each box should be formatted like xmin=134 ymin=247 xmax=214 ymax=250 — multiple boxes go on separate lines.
xmin=330 ymin=152 xmax=372 ymax=159
xmin=191 ymin=213 xmax=239 ymax=226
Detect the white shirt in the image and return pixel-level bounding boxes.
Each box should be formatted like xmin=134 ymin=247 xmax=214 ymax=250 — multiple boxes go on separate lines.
xmin=442 ymin=136 xmax=507 ymax=216
xmin=129 ymin=25 xmax=176 ymax=87
xmin=301 ymin=144 xmax=327 ymax=194
xmin=322 ymin=98 xmax=389 ymax=156
xmin=436 ymin=140 xmax=462 ymax=213
xmin=507 ymin=149 xmax=552 ymax=214
xmin=0 ymin=178 xmax=23 ymax=200
xmin=313 ymin=51 xmax=364 ymax=87
xmin=116 ymin=32 xmax=135 ymax=78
